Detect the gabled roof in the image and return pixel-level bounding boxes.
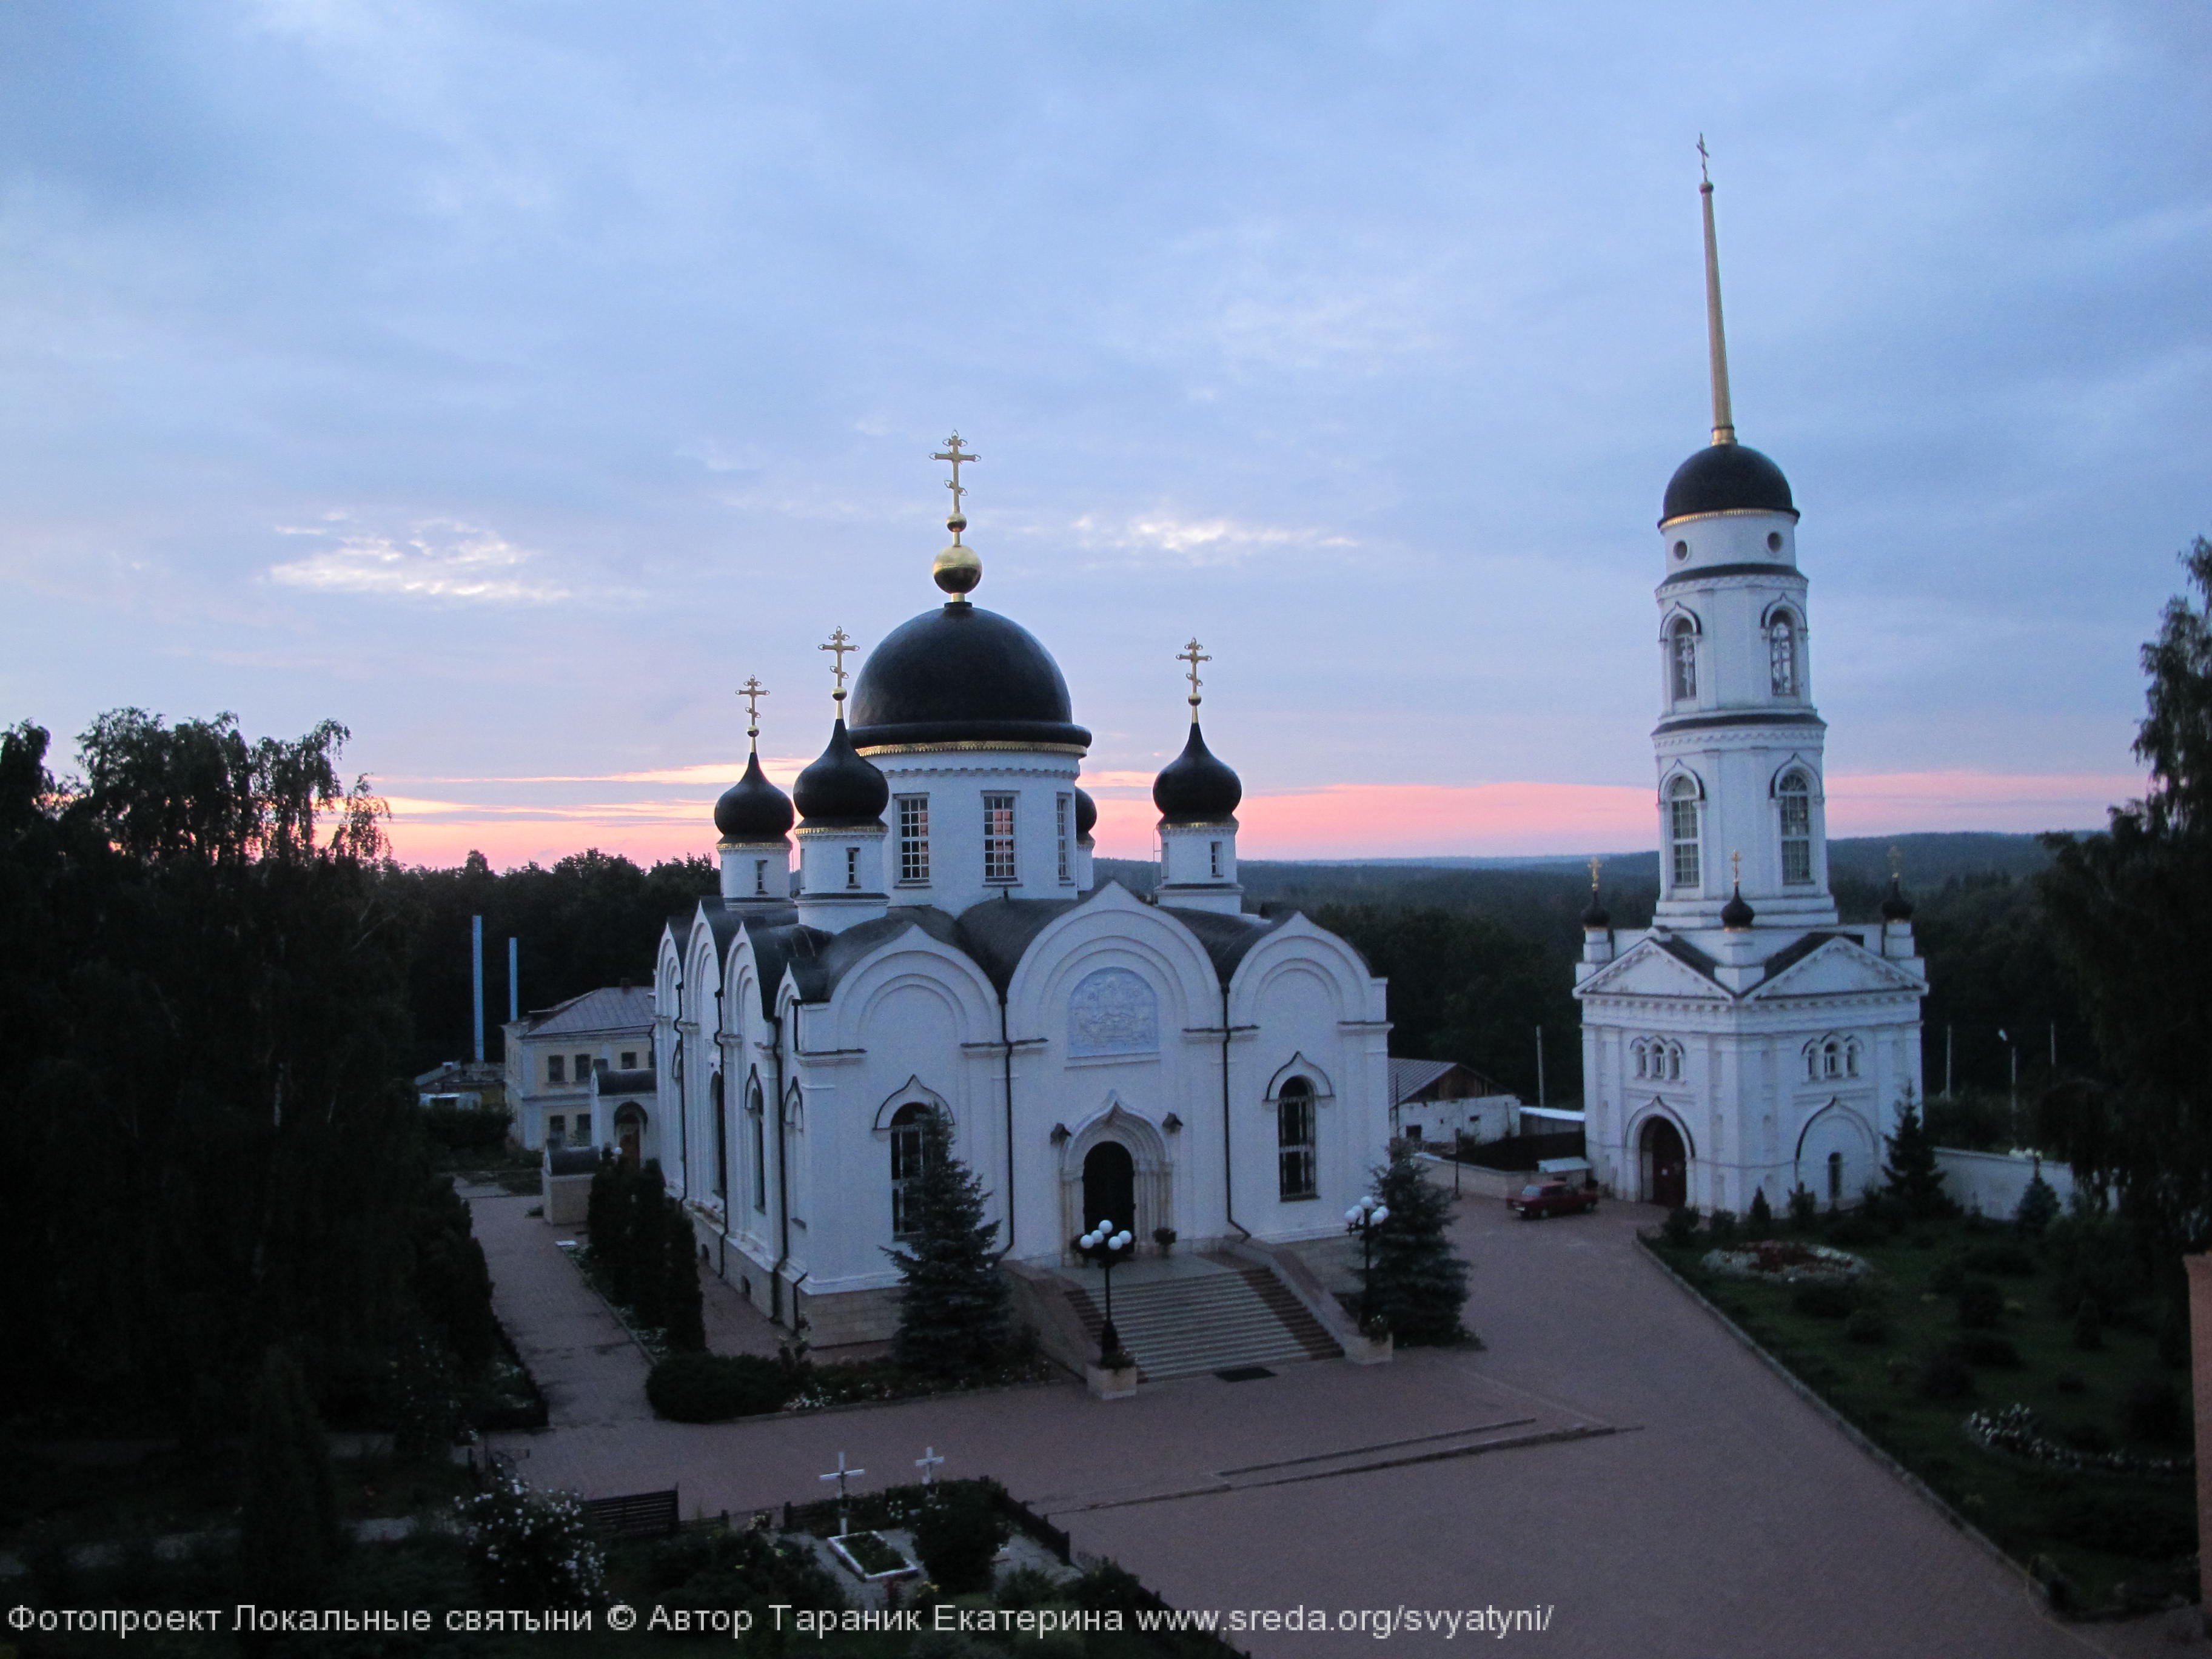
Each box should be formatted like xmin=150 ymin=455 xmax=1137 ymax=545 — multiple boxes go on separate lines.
xmin=517 ymin=984 xmax=655 ymax=1037
xmin=1389 ymin=1058 xmax=1456 ymax=1102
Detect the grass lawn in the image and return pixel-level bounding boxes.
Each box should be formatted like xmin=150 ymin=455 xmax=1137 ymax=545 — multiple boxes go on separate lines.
xmin=1648 ymin=1211 xmax=2197 ymax=1617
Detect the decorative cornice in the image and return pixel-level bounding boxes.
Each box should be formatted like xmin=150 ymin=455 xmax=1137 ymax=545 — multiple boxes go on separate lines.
xmin=856 ymin=740 xmax=1089 ymax=757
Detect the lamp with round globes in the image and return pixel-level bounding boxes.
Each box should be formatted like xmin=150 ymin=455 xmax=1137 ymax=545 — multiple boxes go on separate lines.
xmin=1346 ymin=1193 xmax=1391 ymax=1330
xmin=1078 ymin=1218 xmax=1135 ymax=1368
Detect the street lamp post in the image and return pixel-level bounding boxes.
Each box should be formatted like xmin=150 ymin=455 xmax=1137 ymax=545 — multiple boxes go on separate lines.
xmin=1078 ymin=1221 xmax=1134 ymax=1364
xmin=1344 ymin=1193 xmax=1391 ymax=1329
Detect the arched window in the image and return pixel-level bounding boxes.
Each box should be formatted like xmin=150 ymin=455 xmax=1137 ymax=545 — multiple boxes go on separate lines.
xmin=1667 ymin=776 xmax=1703 ymax=893
xmin=1845 ymin=1041 xmax=1861 ymax=1079
xmin=1826 ymin=1150 xmax=1843 ymax=1206
xmin=1822 ymin=1039 xmax=1842 ymax=1079
xmin=1632 ymin=1039 xmax=1648 ymax=1080
xmin=711 ymin=1071 xmax=727 ymax=1199
xmin=1669 ymin=618 xmax=1698 ymax=702
xmin=1804 ymin=1042 xmax=1820 ymax=1083
xmin=1666 ymin=1044 xmax=1683 ymax=1083
xmin=747 ymin=1079 xmax=767 ymax=1213
xmin=1277 ymin=1078 xmax=1317 ymax=1200
xmin=1769 ymin=613 xmax=1798 ymax=697
xmin=1778 ymin=771 xmax=1814 ymax=885
xmin=889 ymin=1103 xmax=934 ymax=1239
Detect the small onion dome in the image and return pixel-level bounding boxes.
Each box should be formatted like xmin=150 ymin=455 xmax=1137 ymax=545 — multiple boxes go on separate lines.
xmin=1153 ymin=720 xmax=1242 ymax=825
xmin=1720 ymin=883 xmax=1756 ymax=931
xmin=1661 ymin=442 xmax=1796 ymax=526
xmin=793 ymin=718 xmax=889 ymax=828
xmin=713 ymin=751 xmax=794 ymax=843
xmin=1073 ymin=786 xmax=1098 ymax=840
xmin=1580 ymin=893 xmax=1612 ymax=930
xmin=1881 ymin=876 xmax=1915 ymax=923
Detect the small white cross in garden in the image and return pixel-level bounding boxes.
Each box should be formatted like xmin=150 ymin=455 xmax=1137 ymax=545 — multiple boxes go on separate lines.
xmin=820 ymin=1450 xmax=863 ymax=1532
xmin=914 ymin=1446 xmax=945 ymax=1487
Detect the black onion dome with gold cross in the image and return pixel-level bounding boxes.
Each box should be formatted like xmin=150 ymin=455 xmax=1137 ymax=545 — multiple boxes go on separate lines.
xmin=847 ymin=433 xmax=1091 ymax=755
xmin=714 ymin=676 xmax=795 ymax=843
xmin=794 ymin=629 xmax=890 ymax=828
xmin=1152 ymin=638 xmax=1242 ymax=826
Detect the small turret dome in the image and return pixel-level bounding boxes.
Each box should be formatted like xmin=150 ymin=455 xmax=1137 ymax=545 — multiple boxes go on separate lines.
xmin=1580 ymin=893 xmax=1612 ymax=931
xmin=1880 ymin=877 xmax=1915 ymax=923
xmin=714 ymin=752 xmax=794 ymax=842
xmin=1720 ymin=883 xmax=1756 ymax=931
xmin=793 ymin=719 xmax=889 ymax=828
xmin=1073 ymin=786 xmax=1098 ymax=840
xmin=1153 ymin=721 xmax=1242 ymax=825
xmin=1661 ymin=442 xmax=1796 ymax=525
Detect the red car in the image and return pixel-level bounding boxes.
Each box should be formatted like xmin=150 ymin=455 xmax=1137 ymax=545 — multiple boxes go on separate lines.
xmin=1507 ymin=1180 xmax=1600 ymax=1220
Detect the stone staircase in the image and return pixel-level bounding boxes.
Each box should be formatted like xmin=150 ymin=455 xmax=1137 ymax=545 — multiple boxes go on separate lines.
xmin=1062 ymin=1258 xmax=1342 ymax=1380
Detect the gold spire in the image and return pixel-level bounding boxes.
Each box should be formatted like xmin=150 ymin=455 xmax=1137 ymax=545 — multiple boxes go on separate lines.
xmin=1178 ymin=638 xmax=1210 ymax=719
xmin=819 ymin=628 xmax=854 ymax=714
xmin=1588 ymin=854 xmax=1604 ymax=893
xmin=737 ymin=676 xmax=769 ymax=754
xmin=930 ymin=432 xmax=984 ymax=601
xmin=1698 ymin=136 xmax=1737 ymax=447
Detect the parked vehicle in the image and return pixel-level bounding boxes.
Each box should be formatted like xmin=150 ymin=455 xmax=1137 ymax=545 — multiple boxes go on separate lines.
xmin=1507 ymin=1180 xmax=1600 ymax=1220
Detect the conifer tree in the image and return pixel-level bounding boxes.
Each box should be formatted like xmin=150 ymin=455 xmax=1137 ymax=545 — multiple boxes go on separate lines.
xmin=661 ymin=1198 xmax=705 ymax=1352
xmin=882 ymin=1110 xmax=1010 ymax=1378
xmin=1359 ymin=1140 xmax=1472 ymax=1346
xmin=238 ymin=1348 xmax=344 ymax=1606
xmin=1882 ymin=1090 xmax=1954 ymax=1220
xmin=629 ymin=1161 xmax=671 ymax=1331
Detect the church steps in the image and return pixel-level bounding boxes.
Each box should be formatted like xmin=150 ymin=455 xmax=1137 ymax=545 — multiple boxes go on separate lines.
xmin=1059 ymin=1262 xmax=1344 ymax=1381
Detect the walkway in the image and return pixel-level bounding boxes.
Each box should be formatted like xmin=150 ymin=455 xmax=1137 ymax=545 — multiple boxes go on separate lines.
xmin=477 ymin=1180 xmax=2188 ymax=1657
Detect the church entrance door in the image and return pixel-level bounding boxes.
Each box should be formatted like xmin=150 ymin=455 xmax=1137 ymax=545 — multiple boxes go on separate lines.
xmin=1640 ymin=1116 xmax=1687 ymax=1208
xmin=615 ymin=1105 xmax=645 ymax=1170
xmin=1082 ymin=1141 xmax=1136 ymax=1237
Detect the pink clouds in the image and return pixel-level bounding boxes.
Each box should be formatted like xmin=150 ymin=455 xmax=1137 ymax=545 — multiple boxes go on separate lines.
xmin=378 ymin=769 xmax=2143 ymax=872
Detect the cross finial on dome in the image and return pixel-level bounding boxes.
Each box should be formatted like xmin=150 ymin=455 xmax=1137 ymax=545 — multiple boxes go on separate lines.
xmin=1731 ymin=848 xmax=1742 ymax=885
xmin=930 ymin=432 xmax=985 ymax=601
xmin=737 ymin=676 xmax=768 ymax=751
xmin=1588 ymin=854 xmax=1604 ymax=892
xmin=1178 ymin=638 xmax=1210 ymax=716
xmin=820 ymin=628 xmax=854 ymax=712
xmin=933 ymin=432 xmax=979 ymax=522
xmin=1697 ymin=138 xmax=1737 ymax=447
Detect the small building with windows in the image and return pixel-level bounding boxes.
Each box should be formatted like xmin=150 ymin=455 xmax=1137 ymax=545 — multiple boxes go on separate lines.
xmin=1387 ymin=1059 xmax=1518 ymax=1147
xmin=648 ymin=474 xmax=1392 ymax=1346
xmin=501 ymin=984 xmax=656 ymax=1155
xmin=1573 ymin=176 xmax=1926 ymax=1216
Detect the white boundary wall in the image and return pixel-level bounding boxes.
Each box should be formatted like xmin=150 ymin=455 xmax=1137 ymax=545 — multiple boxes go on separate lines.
xmin=1934 ymin=1147 xmax=2075 ymax=1220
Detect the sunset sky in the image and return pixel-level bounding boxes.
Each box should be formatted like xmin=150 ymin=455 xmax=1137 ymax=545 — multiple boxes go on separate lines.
xmin=3 ymin=3 xmax=2204 ymax=866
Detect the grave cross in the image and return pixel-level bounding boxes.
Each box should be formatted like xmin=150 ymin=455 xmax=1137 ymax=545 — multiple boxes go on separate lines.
xmin=914 ymin=1446 xmax=945 ymax=1488
xmin=820 ymin=1450 xmax=864 ymax=1534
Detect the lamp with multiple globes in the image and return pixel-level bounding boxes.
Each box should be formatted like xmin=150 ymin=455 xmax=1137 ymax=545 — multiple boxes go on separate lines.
xmin=1078 ymin=1221 xmax=1134 ymax=1366
xmin=1345 ymin=1194 xmax=1390 ymax=1329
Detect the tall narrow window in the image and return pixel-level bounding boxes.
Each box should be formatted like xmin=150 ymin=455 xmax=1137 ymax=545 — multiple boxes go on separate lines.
xmin=1826 ymin=1150 xmax=1844 ymax=1206
xmin=754 ymin=857 xmax=768 ymax=897
xmin=1669 ymin=618 xmax=1698 ymax=702
xmin=1667 ymin=776 xmax=1702 ymax=892
xmin=1823 ymin=1039 xmax=1842 ymax=1079
xmin=983 ymin=793 xmax=1017 ymax=883
xmin=576 ymin=1053 xmax=593 ymax=1080
xmin=1632 ymin=1039 xmax=1648 ymax=1079
xmin=1769 ymin=614 xmax=1798 ymax=697
xmin=711 ymin=1071 xmax=728 ymax=1199
xmin=897 ymin=795 xmax=930 ymax=883
xmin=1277 ymin=1078 xmax=1317 ymax=1200
xmin=1056 ymin=794 xmax=1072 ymax=883
xmin=1209 ymin=840 xmax=1222 ymax=878
xmin=890 ymin=1103 xmax=933 ymax=1238
xmin=1778 ymin=771 xmax=1813 ymax=885
xmin=548 ymin=1113 xmax=566 ymax=1147
xmin=748 ymin=1080 xmax=766 ymax=1212
xmin=845 ymin=845 xmax=859 ymax=888
xmin=547 ymin=1054 xmax=565 ymax=1085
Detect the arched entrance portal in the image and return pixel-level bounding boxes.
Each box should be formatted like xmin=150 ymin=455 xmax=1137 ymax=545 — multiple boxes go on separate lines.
xmin=615 ymin=1103 xmax=646 ymax=1169
xmin=1640 ymin=1116 xmax=1687 ymax=1208
xmin=1082 ymin=1141 xmax=1136 ymax=1237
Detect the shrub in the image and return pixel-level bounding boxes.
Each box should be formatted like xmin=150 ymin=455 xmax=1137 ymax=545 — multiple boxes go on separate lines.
xmin=1660 ymin=1205 xmax=1701 ymax=1248
xmin=1916 ymin=1348 xmax=1976 ymax=1401
xmin=1961 ymin=1242 xmax=2036 ymax=1278
xmin=1745 ymin=1188 xmax=1774 ymax=1239
xmin=2059 ymin=1420 xmax=2114 ymax=1455
xmin=455 ymin=1476 xmax=605 ymax=1607
xmin=1826 ymin=1212 xmax=1880 ymax=1248
xmin=1785 ymin=1185 xmax=1818 ymax=1232
xmin=2053 ymin=1372 xmax=2088 ymax=1395
xmin=1791 ymin=1281 xmax=1855 ymax=1320
xmin=646 ymin=1352 xmax=796 ymax=1423
xmin=1954 ymin=1332 xmax=2023 ymax=1369
xmin=2073 ymin=1298 xmax=2105 ymax=1352
xmin=239 ymin=1347 xmax=346 ymax=1606
xmin=2014 ymin=1170 xmax=2060 ymax=1237
xmin=1929 ymin=1256 xmax=1966 ymax=1295
xmin=2122 ymin=1378 xmax=2187 ymax=1446
xmin=648 ymin=1524 xmax=846 ymax=1610
xmin=1356 ymin=1141 xmax=1472 ymax=1346
xmin=1882 ymin=1094 xmax=1956 ymax=1219
xmin=1843 ymin=1307 xmax=1889 ymax=1346
xmin=422 ymin=1104 xmax=514 ymax=1152
xmin=661 ymin=1204 xmax=705 ymax=1353
xmin=1956 ymin=1280 xmax=2005 ymax=1329
xmin=2158 ymin=1298 xmax=2190 ymax=1369
xmin=1706 ymin=1209 xmax=1738 ymax=1246
xmin=911 ymin=1481 xmax=1010 ymax=1595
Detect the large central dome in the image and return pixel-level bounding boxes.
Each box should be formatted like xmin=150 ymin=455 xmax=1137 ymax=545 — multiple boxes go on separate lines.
xmin=848 ymin=602 xmax=1090 ymax=752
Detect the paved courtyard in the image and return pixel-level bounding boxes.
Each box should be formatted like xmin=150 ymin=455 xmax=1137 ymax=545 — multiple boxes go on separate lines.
xmin=472 ymin=1183 xmax=2190 ymax=1657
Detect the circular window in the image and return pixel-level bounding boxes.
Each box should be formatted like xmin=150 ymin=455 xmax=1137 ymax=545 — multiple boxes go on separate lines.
xmin=1672 ymin=540 xmax=1689 ymax=561
xmin=1766 ymin=532 xmax=1783 ymax=553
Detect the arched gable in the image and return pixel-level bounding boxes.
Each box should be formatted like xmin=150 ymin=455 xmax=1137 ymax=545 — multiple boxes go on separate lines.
xmin=1227 ymin=914 xmax=1376 ymax=1027
xmin=1658 ymin=602 xmax=1703 ymax=640
xmin=1004 ymin=884 xmax=1219 ymax=1039
xmin=1657 ymin=760 xmax=1706 ymax=802
xmin=1624 ymin=1098 xmax=1698 ymax=1162
xmin=1766 ymin=755 xmax=1823 ymax=798
xmin=1264 ymin=1051 xmax=1335 ymax=1101
xmin=871 ymin=1073 xmax=953 ymax=1132
xmin=808 ymin=932 xmax=997 ymax=1054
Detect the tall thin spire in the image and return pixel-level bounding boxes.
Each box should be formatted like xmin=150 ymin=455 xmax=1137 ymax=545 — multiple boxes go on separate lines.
xmin=1697 ymin=136 xmax=1736 ymax=447
xmin=737 ymin=675 xmax=768 ymax=756
xmin=930 ymin=432 xmax=984 ymax=601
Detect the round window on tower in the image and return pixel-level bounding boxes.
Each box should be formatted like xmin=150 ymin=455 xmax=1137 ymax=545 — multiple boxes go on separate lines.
xmin=1766 ymin=531 xmax=1783 ymax=552
xmin=1672 ymin=540 xmax=1689 ymax=561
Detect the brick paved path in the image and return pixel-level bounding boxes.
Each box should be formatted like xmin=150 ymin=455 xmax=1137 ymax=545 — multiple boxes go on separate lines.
xmin=477 ymin=1179 xmax=2178 ymax=1657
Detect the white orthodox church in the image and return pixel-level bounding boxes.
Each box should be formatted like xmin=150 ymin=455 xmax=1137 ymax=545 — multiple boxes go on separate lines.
xmin=648 ymin=449 xmax=1391 ymax=1346
xmin=1573 ymin=173 xmax=1928 ymax=1215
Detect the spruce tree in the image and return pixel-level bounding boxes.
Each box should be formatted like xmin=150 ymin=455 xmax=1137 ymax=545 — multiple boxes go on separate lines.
xmin=882 ymin=1110 xmax=1011 ymax=1378
xmin=662 ymin=1198 xmax=706 ymax=1352
xmin=629 ymin=1161 xmax=671 ymax=1330
xmin=1358 ymin=1140 xmax=1472 ymax=1346
xmin=1882 ymin=1090 xmax=1954 ymax=1220
xmin=238 ymin=1348 xmax=344 ymax=1606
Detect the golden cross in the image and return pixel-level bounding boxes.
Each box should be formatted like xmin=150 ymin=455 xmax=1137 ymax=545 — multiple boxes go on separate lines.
xmin=932 ymin=432 xmax=980 ymax=519
xmin=1730 ymin=848 xmax=1742 ymax=885
xmin=819 ymin=628 xmax=854 ymax=708
xmin=1697 ymin=133 xmax=1711 ymax=186
xmin=1888 ymin=844 xmax=1903 ymax=880
xmin=736 ymin=677 xmax=768 ymax=742
xmin=1178 ymin=638 xmax=1210 ymax=709
xmin=1587 ymin=855 xmax=1603 ymax=892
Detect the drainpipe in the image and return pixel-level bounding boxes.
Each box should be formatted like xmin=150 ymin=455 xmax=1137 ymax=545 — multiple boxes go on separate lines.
xmin=994 ymin=983 xmax=1017 ymax=1261
xmin=1222 ymin=978 xmax=1250 ymax=1240
xmin=768 ymin=1002 xmax=793 ymax=1325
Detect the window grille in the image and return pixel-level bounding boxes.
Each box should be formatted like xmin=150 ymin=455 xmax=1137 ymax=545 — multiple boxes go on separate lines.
xmin=1057 ymin=794 xmax=1072 ymax=883
xmin=890 ymin=1104 xmax=932 ymax=1238
xmin=1770 ymin=616 xmax=1798 ymax=697
xmin=897 ymin=796 xmax=930 ymax=883
xmin=1670 ymin=620 xmax=1698 ymax=702
xmin=1277 ymin=1080 xmax=1317 ymax=1200
xmin=1667 ymin=779 xmax=1701 ymax=891
xmin=984 ymin=793 xmax=1017 ymax=883
xmin=1779 ymin=773 xmax=1813 ymax=885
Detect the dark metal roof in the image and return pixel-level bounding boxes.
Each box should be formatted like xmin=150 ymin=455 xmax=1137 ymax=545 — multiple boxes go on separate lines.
xmin=1152 ymin=719 xmax=1242 ymax=825
xmin=793 ymin=719 xmax=889 ymax=828
xmin=849 ymin=602 xmax=1090 ymax=751
xmin=1073 ymin=786 xmax=1098 ymax=839
xmin=546 ymin=1147 xmax=602 ymax=1177
xmin=1661 ymin=442 xmax=1797 ymax=525
xmin=714 ymin=751 xmax=795 ymax=841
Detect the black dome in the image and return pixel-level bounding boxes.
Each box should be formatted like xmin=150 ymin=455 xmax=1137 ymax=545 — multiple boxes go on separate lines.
xmin=1661 ymin=442 xmax=1795 ymax=525
xmin=848 ymin=602 xmax=1090 ymax=751
xmin=1073 ymin=786 xmax=1098 ymax=839
xmin=1881 ymin=877 xmax=1915 ymax=923
xmin=714 ymin=751 xmax=794 ymax=842
xmin=1153 ymin=720 xmax=1242 ymax=824
xmin=793 ymin=719 xmax=888 ymax=828
xmin=1580 ymin=893 xmax=1612 ymax=930
xmin=1720 ymin=883 xmax=1756 ymax=931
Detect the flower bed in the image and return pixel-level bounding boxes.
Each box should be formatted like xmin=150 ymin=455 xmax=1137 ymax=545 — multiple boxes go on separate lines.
xmin=1965 ymin=1404 xmax=2194 ymax=1481
xmin=1702 ymin=1239 xmax=1868 ymax=1284
xmin=828 ymin=1528 xmax=917 ymax=1580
